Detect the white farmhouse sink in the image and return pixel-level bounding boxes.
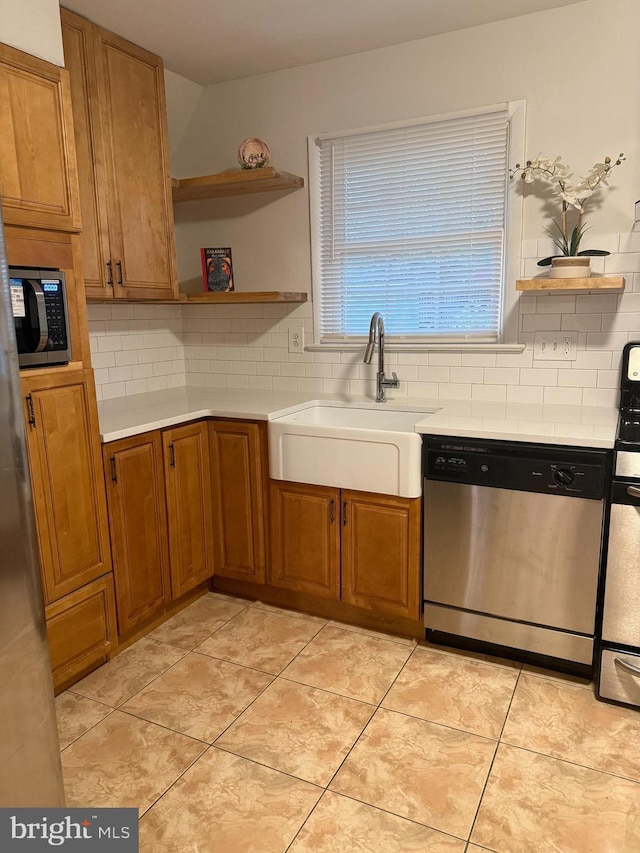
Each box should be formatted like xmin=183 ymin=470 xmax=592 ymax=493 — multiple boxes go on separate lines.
xmin=268 ymin=403 xmax=434 ymax=498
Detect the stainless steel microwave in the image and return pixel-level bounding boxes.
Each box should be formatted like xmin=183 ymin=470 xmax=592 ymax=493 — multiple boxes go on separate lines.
xmin=10 ymin=268 xmax=71 ymax=368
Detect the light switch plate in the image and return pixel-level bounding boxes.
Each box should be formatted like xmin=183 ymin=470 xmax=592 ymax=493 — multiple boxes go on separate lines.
xmin=288 ymin=322 xmax=304 ymax=354
xmin=533 ymin=332 xmax=577 ymax=361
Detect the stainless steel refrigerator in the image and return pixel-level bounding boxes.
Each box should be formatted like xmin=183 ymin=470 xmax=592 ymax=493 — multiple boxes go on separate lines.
xmin=0 ymin=210 xmax=65 ymax=806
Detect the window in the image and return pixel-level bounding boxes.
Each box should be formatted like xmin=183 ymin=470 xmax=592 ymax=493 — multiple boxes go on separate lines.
xmin=309 ymin=103 xmax=523 ymax=347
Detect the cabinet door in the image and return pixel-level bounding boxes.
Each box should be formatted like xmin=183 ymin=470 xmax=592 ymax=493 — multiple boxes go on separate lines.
xmin=96 ymin=28 xmax=178 ymax=300
xmin=22 ymin=368 xmax=111 ymax=604
xmin=210 ymin=421 xmax=268 ymax=584
xmin=269 ymin=480 xmax=340 ymax=599
xmin=163 ymin=423 xmax=214 ymax=598
xmin=341 ymin=491 xmax=421 ymax=620
xmin=0 ymin=42 xmax=81 ymax=232
xmin=46 ymin=573 xmax=117 ymax=693
xmin=104 ymin=432 xmax=171 ymax=635
xmin=61 ymin=9 xmax=112 ymax=299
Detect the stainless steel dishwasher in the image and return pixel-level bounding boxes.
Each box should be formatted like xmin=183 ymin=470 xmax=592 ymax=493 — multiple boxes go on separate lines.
xmin=423 ymin=438 xmax=609 ymax=666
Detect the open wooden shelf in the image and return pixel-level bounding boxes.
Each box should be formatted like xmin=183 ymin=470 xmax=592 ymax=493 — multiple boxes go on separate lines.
xmin=516 ymin=276 xmax=625 ymax=294
xmin=180 ymin=291 xmax=307 ymax=304
xmin=172 ymin=167 xmax=304 ymax=203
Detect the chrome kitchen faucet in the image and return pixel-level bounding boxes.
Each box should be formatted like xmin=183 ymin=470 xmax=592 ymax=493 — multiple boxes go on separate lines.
xmin=363 ymin=312 xmax=400 ymax=403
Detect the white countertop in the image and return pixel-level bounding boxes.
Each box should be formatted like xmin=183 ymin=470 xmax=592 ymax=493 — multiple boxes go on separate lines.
xmin=98 ymin=386 xmax=619 ymax=449
xmin=413 ymin=399 xmax=618 ymax=449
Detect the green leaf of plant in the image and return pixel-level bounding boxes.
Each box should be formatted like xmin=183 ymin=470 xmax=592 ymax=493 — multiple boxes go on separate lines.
xmin=544 ymin=222 xmax=569 ymax=254
xmin=537 ymin=256 xmax=561 ymax=266
xmin=577 ymin=249 xmax=610 ymax=257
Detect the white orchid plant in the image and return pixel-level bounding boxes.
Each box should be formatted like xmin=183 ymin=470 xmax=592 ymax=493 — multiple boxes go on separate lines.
xmin=510 ymin=153 xmax=625 ymax=266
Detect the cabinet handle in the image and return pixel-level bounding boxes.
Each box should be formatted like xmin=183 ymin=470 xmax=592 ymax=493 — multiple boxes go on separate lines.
xmin=25 ymin=394 xmax=36 ymax=428
xmin=615 ymin=657 xmax=640 ymax=677
xmin=329 ymin=499 xmax=335 ymax=523
xmin=106 ymin=260 xmax=113 ymax=287
xmin=116 ymin=260 xmax=123 ymax=286
xmin=169 ymin=443 xmax=176 ymax=468
xmin=343 ymin=501 xmax=347 ymax=526
xmin=110 ymin=455 xmax=118 ymax=484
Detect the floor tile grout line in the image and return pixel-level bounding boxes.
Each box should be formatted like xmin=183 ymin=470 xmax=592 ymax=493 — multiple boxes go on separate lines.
xmin=284 ymin=635 xmax=417 ymax=795
xmin=249 ymin=600 xmax=331 ymax=626
xmin=59 ymin=706 xmax=116 ymax=753
xmin=376 ymin=642 xmax=420 ymax=708
xmin=467 ymin=666 xmax=523 ymax=844
xmin=283 ymin=789 xmax=329 ymax=853
xmin=188 ymin=602 xmax=252 ymax=651
xmin=275 ymin=673 xmax=382 ymax=708
xmin=326 ymin=620 xmax=419 ymax=648
xmin=494 ymin=739 xmax=640 ymax=787
xmin=116 ymin=706 xmax=217 ymax=747
xmin=137 ymin=741 xmax=213 ymax=822
xmin=102 ymin=647 xmax=192 ymax=711
xmin=194 ymin=606 xmax=326 ymax=670
xmin=306 ymin=788 xmax=471 ymax=844
xmin=209 ymin=671 xmax=286 ymax=746
xmin=187 ymin=646 xmax=281 ymax=678
xmin=366 ymin=704 xmax=502 ymax=744
xmin=207 ymin=742 xmax=328 ymax=790
xmin=420 ymin=641 xmax=524 ymax=675
xmin=277 ymin=623 xmax=415 ymax=708
xmin=496 ymin=664 xmax=523 ymax=742
xmin=68 ymin=600 xmax=250 ymax=709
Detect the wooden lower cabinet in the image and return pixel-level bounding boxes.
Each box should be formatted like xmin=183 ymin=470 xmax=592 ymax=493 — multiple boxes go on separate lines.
xmin=103 ymin=432 xmax=171 ymax=634
xmin=269 ymin=480 xmax=422 ymax=620
xmin=209 ymin=420 xmax=268 ymax=584
xmin=21 ymin=368 xmax=111 ymax=604
xmin=341 ymin=490 xmax=421 ymax=620
xmin=163 ymin=422 xmax=215 ymax=598
xmin=269 ymin=481 xmax=341 ymax=599
xmin=46 ymin=573 xmax=117 ymax=692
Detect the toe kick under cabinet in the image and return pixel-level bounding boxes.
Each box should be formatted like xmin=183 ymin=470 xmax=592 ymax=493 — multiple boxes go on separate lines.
xmin=269 ymin=481 xmax=422 ymax=621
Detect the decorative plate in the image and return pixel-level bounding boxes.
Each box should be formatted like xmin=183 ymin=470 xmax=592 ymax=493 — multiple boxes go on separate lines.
xmin=237 ymin=138 xmax=270 ymax=170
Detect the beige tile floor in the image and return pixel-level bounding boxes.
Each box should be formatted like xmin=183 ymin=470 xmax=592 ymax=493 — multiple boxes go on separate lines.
xmin=55 ymin=592 xmax=640 ymax=852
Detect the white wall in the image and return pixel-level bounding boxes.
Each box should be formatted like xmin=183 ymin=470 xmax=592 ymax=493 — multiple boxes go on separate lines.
xmin=0 ymin=0 xmax=64 ymax=65
xmin=90 ymin=0 xmax=640 ymax=406
xmin=163 ymin=69 xmax=203 ymax=176
xmin=172 ymin=0 xmax=640 ymax=293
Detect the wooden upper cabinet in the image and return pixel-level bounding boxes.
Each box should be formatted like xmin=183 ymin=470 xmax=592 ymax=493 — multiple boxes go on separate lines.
xmin=341 ymin=491 xmax=421 ymax=621
xmin=163 ymin=422 xmax=214 ymax=598
xmin=0 ymin=41 xmax=81 ymax=232
xmin=209 ymin=421 xmax=268 ymax=584
xmin=269 ymin=480 xmax=340 ymax=600
xmin=60 ymin=10 xmax=110 ymax=296
xmin=103 ymin=432 xmax=171 ymax=635
xmin=61 ymin=9 xmax=178 ymax=300
xmin=21 ymin=368 xmax=111 ymax=604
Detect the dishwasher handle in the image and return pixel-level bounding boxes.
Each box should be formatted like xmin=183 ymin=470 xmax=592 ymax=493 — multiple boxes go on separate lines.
xmin=611 ymin=480 xmax=640 ymax=506
xmin=615 ymin=656 xmax=640 ymax=678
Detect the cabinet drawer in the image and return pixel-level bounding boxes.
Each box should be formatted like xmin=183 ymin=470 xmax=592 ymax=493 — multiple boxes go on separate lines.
xmin=598 ymin=648 xmax=640 ymax=708
xmin=45 ymin=574 xmax=117 ymax=691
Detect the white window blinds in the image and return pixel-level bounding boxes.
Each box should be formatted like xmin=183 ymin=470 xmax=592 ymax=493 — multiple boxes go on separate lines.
xmin=312 ymin=107 xmax=510 ymax=343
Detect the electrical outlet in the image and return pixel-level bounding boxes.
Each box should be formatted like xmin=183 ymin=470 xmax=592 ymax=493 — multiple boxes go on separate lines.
xmin=288 ymin=322 xmax=304 ymax=354
xmin=533 ymin=332 xmax=577 ymax=361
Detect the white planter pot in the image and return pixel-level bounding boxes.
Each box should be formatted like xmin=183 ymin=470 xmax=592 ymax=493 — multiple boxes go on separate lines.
xmin=549 ymin=256 xmax=592 ymax=279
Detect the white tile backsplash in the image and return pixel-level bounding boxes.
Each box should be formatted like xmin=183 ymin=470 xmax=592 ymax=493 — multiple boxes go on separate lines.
xmin=87 ymin=232 xmax=640 ymax=407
